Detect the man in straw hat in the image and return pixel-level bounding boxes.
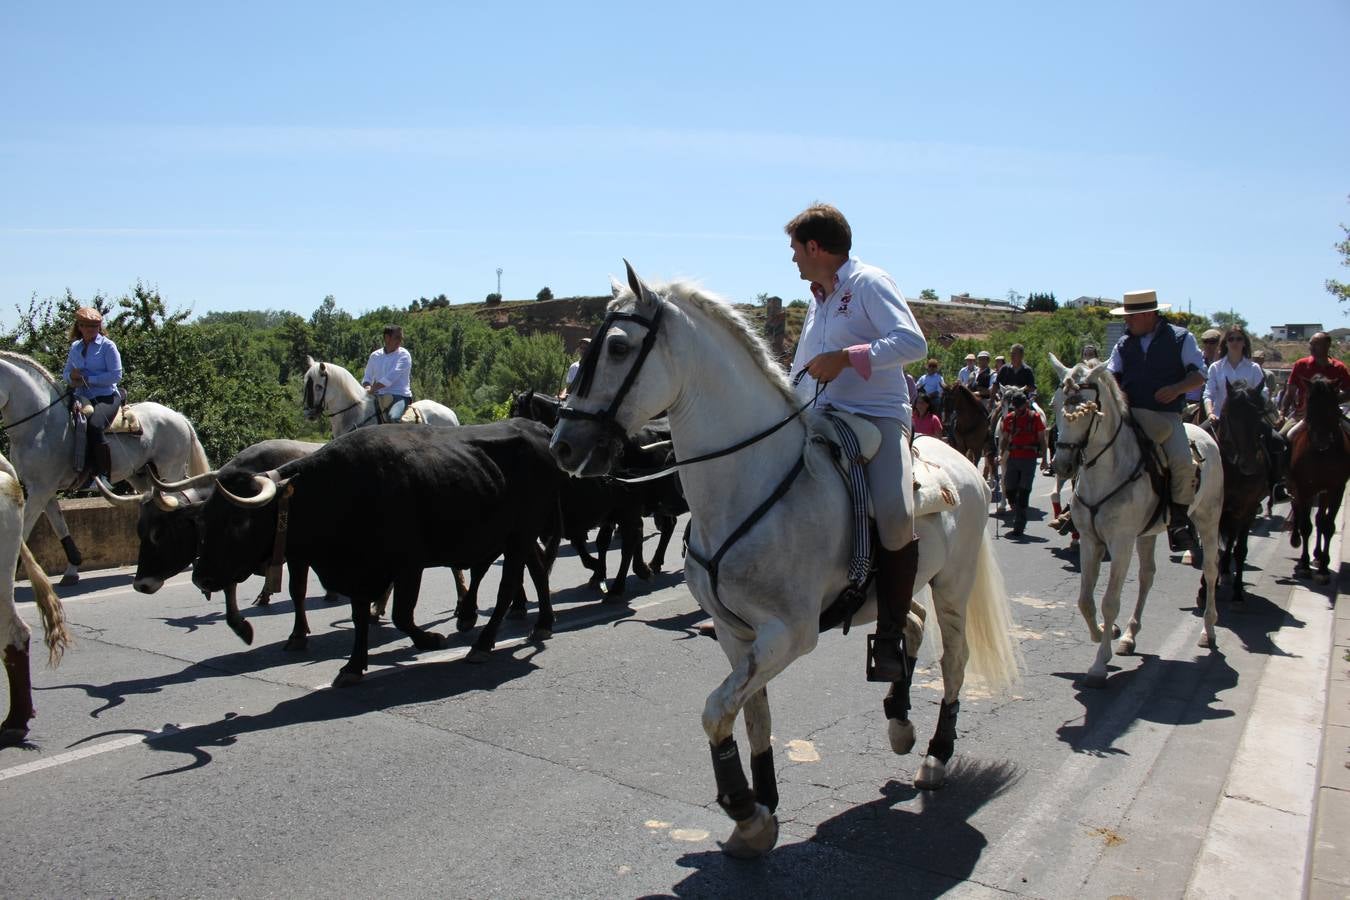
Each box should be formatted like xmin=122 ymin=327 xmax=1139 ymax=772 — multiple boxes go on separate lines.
xmin=1105 ymin=290 xmax=1206 ymax=551
xmin=62 ymin=306 xmax=123 ymax=485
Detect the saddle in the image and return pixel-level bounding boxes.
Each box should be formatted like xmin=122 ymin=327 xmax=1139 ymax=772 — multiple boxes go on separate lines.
xmin=105 ymin=404 xmax=142 ymax=435
xmin=1128 ymin=418 xmax=1205 ymax=532
xmin=376 ymin=395 xmax=424 ymax=424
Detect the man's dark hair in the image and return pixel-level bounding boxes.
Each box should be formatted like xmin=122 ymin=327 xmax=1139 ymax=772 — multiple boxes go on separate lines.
xmin=383 ymin=324 xmax=403 ymax=338
xmin=1010 ymin=343 xmax=1025 ymax=355
xmin=784 ymin=204 xmax=852 ymax=255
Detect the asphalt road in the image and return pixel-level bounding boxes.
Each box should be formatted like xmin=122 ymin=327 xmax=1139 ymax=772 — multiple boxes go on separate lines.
xmin=0 ymin=482 xmax=1328 ymax=899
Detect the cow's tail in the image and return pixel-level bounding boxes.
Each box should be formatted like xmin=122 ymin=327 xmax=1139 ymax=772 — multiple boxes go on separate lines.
xmin=186 ymin=428 xmax=211 ymax=476
xmin=19 ymin=541 xmax=69 ymax=666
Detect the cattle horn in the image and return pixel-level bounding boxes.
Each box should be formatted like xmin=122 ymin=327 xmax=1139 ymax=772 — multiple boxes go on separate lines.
xmin=216 ymin=473 xmax=280 ymax=508
xmin=149 ymin=469 xmax=219 ymax=492
xmin=639 ymin=440 xmax=673 ymax=453
xmin=93 ymin=477 xmax=145 ymax=508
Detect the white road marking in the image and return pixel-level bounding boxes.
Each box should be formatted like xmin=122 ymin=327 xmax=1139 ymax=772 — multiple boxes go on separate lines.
xmin=0 ymin=723 xmax=193 ymax=782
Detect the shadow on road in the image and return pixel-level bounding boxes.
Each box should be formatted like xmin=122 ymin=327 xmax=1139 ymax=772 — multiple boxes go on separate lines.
xmin=647 ymin=758 xmax=1021 ymax=899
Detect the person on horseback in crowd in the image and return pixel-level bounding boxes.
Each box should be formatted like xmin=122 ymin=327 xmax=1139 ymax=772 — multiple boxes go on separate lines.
xmin=1105 ymin=290 xmax=1206 ymax=552
xmin=916 ymin=358 xmax=945 ymax=399
xmin=999 ymin=389 xmax=1048 ymax=536
xmin=786 ymin=203 xmax=928 ymax=683
xmin=996 ymin=343 xmax=1043 ymax=420
xmin=973 ymin=350 xmax=995 ymax=405
xmin=912 ymin=391 xmax=944 ymax=439
xmin=990 ymin=354 xmax=1005 ymax=392
xmin=957 ymin=353 xmax=978 ymax=386
xmin=1185 ymin=328 xmax=1223 ymax=419
xmin=1280 ymin=332 xmax=1350 ymax=444
xmin=62 ymin=307 xmax=122 ymax=486
xmin=361 ymin=325 xmax=413 ymax=423
xmin=559 ymin=337 xmax=591 ymax=400
xmin=1206 ymin=325 xmax=1288 ymax=490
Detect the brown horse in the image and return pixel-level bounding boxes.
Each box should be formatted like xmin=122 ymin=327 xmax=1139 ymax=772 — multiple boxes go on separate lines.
xmin=1215 ymin=382 xmax=1273 ymax=602
xmin=1288 ymin=376 xmax=1350 ymax=584
xmin=943 ymin=382 xmax=990 ymax=466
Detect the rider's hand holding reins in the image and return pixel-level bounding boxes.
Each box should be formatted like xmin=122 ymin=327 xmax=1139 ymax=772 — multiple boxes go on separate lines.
xmin=804 ymin=350 xmax=851 ymax=384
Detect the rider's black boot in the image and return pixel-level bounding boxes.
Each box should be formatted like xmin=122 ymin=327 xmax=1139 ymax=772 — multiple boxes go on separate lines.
xmin=93 ymin=443 xmax=112 ymax=480
xmin=868 ymin=539 xmax=919 ymax=683
xmin=1167 ymin=502 xmax=1197 ymax=552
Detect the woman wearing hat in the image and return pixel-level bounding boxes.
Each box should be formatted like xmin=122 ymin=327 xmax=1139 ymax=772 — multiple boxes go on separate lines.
xmin=1105 ymin=290 xmax=1206 ymax=551
xmin=62 ymin=307 xmax=123 ymax=484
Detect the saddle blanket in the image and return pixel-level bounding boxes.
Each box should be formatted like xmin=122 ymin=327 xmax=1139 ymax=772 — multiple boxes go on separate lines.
xmin=105 ymin=404 xmax=142 ymax=435
xmin=399 ymin=406 xmax=425 ymax=424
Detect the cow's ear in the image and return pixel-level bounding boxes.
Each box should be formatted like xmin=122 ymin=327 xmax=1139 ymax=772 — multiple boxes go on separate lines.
xmin=623 ymin=260 xmax=658 ymax=314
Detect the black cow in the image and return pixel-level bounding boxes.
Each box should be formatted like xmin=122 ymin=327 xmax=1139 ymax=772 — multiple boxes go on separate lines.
xmin=103 ymin=440 xmax=329 ymax=650
xmin=193 ymin=420 xmax=562 ymax=686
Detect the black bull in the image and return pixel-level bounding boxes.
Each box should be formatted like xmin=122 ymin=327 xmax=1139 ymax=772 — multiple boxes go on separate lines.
xmin=130 ymin=439 xmax=325 ymax=649
xmin=193 ymin=420 xmax=563 ymax=686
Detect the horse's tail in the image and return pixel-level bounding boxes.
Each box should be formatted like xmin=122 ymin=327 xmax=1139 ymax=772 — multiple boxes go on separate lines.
xmin=961 ymin=532 xmax=1021 ymax=694
xmin=186 ymin=427 xmax=211 ymax=476
xmin=18 ymin=541 xmax=69 ymax=666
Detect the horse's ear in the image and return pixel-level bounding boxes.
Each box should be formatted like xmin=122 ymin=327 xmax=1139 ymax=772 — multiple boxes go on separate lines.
xmin=1048 ymin=352 xmax=1069 ymax=381
xmin=319 ymin=362 xmax=326 ymax=375
xmin=610 ymin=276 xmax=625 ymax=299
xmin=623 ymin=259 xmax=658 ymax=311
xmin=305 ymin=355 xmax=316 ymax=369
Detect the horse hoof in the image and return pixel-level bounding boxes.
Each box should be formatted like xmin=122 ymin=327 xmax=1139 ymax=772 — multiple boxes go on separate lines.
xmin=1197 ymin=631 xmax=1215 ymax=650
xmin=331 ymin=669 xmax=364 ymax=688
xmin=0 ymin=725 xmax=29 ymax=747
xmin=721 ymin=806 xmax=778 ymax=859
xmin=231 ymin=622 xmax=255 ymax=646
xmin=464 ymin=648 xmax=491 ymax=664
xmin=529 ymin=628 xmax=552 ymax=642
xmin=59 ymin=573 xmax=79 ymax=587
xmin=1294 ymin=565 xmax=1311 ymax=579
xmin=1116 ymin=638 xmax=1135 ymax=656
xmin=456 ymin=617 xmax=476 ymax=634
xmin=914 ymin=756 xmax=947 ymax=790
xmin=587 ymin=575 xmax=605 ymax=590
xmin=888 ymin=718 xmax=916 ymax=755
xmin=1083 ymin=672 xmax=1108 ymax=689
xmin=283 ymin=636 xmax=307 ymax=652
xmin=636 ymin=565 xmax=653 ymax=581
xmin=253 ymin=593 xmax=272 ymax=608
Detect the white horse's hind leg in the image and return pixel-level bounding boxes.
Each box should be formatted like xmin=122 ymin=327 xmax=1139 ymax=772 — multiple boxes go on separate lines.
xmin=703 ymin=621 xmax=797 ymax=859
xmin=1085 ymin=542 xmax=1132 ymax=688
xmin=1195 ymin=513 xmax=1221 ymax=649
xmin=915 ymin=594 xmax=970 ymax=790
xmin=1118 ymin=536 xmax=1158 ymax=656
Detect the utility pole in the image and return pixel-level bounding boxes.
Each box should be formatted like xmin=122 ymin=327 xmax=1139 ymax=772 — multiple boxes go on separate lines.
xmin=496 ymin=267 xmax=503 ymax=297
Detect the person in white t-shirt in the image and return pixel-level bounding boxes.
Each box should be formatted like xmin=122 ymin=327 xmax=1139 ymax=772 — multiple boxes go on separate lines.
xmin=1203 ymin=325 xmax=1266 ymax=425
xmin=362 ymin=325 xmax=413 ymax=422
xmin=560 ymin=338 xmax=591 ymax=399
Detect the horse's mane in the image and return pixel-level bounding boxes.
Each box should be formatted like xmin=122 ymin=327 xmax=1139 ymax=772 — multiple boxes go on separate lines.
xmin=1306 ymin=375 xmax=1342 ymax=425
xmin=0 ymin=350 xmax=63 ymax=392
xmin=616 ymin=280 xmax=796 ymax=405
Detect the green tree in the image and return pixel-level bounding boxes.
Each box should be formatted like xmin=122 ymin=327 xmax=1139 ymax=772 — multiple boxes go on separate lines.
xmin=113 ymin=281 xmax=190 ymax=333
xmin=485 ymin=292 xmax=503 ymax=305
xmin=1211 ymin=310 xmax=1249 ymax=330
xmin=1025 ymin=292 xmax=1058 ymax=312
xmin=1328 ymin=201 xmax=1350 ymax=309
xmin=536 ymin=287 xmax=554 ymax=302
xmin=918 ymin=288 xmax=939 ymax=301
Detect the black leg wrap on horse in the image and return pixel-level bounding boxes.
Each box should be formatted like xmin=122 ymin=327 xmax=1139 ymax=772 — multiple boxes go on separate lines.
xmin=60 ymin=535 xmax=82 ymax=566
xmin=924 ymin=700 xmax=960 ymax=764
xmin=710 ymin=737 xmax=757 ymax=821
xmin=882 ymin=657 xmax=919 ymax=721
xmin=750 ymin=748 xmax=778 ymax=814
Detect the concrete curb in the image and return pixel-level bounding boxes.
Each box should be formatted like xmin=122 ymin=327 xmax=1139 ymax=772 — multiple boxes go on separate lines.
xmin=1188 ymin=504 xmax=1344 ymax=899
xmin=1309 ymin=503 xmax=1350 ymax=899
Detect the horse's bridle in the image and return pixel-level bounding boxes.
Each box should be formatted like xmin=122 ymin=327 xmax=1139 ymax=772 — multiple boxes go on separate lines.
xmin=557 ymin=300 xmax=666 ymax=438
xmin=1054 ymin=384 xmax=1114 ymax=474
xmin=304 ymin=368 xmax=365 ymax=423
xmin=0 ymin=388 xmax=73 ymax=434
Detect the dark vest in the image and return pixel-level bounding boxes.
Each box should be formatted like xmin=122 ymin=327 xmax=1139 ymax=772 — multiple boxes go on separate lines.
xmin=1114 ymin=321 xmax=1191 ymax=413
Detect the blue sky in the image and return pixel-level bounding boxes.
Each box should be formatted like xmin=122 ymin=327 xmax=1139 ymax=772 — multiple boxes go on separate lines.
xmin=3 ymin=1 xmax=1347 ymax=334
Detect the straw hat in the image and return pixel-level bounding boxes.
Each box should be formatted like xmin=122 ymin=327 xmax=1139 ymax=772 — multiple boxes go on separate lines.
xmin=1110 ymin=289 xmax=1171 ymax=316
xmin=964 ymin=353 xmax=976 ymax=361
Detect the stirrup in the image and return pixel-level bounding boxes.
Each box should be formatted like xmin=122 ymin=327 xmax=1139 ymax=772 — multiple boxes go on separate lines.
xmin=866 ymin=633 xmax=910 ymax=683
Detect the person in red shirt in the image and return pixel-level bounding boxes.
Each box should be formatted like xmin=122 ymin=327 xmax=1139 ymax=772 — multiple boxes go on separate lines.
xmin=999 ymin=389 xmax=1049 ymax=536
xmin=1280 ymin=332 xmax=1350 ymax=443
xmin=912 ymin=391 xmax=945 ymax=440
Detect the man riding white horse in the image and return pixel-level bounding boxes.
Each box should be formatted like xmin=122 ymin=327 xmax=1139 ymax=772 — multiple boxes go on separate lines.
xmin=785 ymin=203 xmax=928 ymax=682
xmin=62 ymin=306 xmax=123 ymax=486
xmin=361 ymin=324 xmax=413 ymax=423
xmin=1105 ymin=289 xmax=1206 ymax=552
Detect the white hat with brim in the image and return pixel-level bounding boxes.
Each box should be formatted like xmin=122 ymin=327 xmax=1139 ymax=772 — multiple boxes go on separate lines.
xmin=1110 ymin=289 xmax=1171 ymax=316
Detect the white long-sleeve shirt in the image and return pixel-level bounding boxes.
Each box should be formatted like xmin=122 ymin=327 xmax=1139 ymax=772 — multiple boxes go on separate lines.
xmin=1204 ymin=356 xmax=1266 ymax=416
xmin=362 ymin=347 xmax=412 ymax=397
xmin=789 ymin=257 xmax=927 ymax=424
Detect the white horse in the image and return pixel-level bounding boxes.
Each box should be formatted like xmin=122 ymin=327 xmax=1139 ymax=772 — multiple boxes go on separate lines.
xmin=301 ymin=357 xmax=459 ymax=436
xmin=551 ymin=266 xmax=1020 ymax=858
xmin=1047 ymin=354 xmax=1222 ymax=687
xmin=1 ymin=451 xmax=71 ymax=746
xmin=0 ymin=352 xmax=211 ymax=584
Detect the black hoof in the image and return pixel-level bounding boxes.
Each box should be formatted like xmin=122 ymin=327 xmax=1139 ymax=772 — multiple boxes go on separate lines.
xmin=456 ymin=616 xmax=477 ymax=633
xmin=230 ymin=621 xmax=255 ymax=646
xmin=0 ymin=725 xmax=30 ymax=748
xmin=283 ymin=635 xmax=307 ymax=652
xmin=332 ymin=669 xmax=364 ymax=688
xmin=253 ymin=593 xmax=272 ymax=608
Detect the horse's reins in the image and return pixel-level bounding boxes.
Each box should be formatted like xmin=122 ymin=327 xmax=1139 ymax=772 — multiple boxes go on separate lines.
xmin=0 ymin=388 xmax=74 ymax=434
xmin=307 ymin=370 xmax=380 ymax=427
xmin=1055 ymin=383 xmax=1148 ymax=544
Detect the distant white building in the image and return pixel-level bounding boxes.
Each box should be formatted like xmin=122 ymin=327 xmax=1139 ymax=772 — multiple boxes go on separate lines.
xmin=1065 ymin=295 xmax=1114 ymax=309
xmin=949 ymin=292 xmax=1016 ymax=309
xmin=1269 ymin=323 xmax=1323 ymax=341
